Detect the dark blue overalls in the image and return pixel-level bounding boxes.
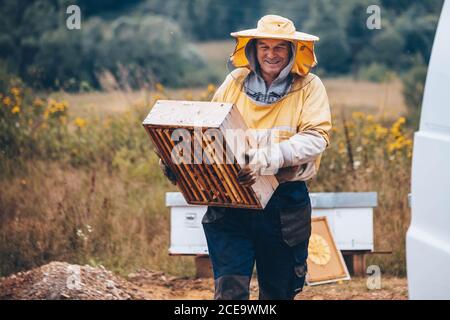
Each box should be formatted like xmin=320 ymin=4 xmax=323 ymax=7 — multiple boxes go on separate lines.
xmin=202 ymin=180 xmax=311 ymax=300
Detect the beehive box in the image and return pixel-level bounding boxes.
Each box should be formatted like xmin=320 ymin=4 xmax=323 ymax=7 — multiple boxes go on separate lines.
xmin=143 ymin=100 xmax=279 ymax=209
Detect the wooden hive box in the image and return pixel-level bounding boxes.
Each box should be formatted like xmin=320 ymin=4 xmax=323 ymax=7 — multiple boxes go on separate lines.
xmin=142 ymin=100 xmax=279 ymax=209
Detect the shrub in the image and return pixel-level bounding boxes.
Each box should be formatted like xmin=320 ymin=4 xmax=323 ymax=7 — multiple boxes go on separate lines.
xmin=357 ymin=63 xmax=391 ymax=82
xmin=402 ymin=59 xmax=428 ymax=129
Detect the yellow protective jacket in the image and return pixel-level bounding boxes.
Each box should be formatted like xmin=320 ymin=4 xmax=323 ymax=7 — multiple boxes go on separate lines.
xmin=212 ymin=67 xmax=332 ymax=182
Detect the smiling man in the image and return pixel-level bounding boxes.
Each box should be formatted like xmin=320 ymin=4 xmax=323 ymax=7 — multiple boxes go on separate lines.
xmin=159 ymin=15 xmax=332 ymax=300
xmin=256 ymin=39 xmax=291 ymax=85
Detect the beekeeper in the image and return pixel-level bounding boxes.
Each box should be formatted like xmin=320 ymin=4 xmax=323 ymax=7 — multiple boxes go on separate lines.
xmin=159 ymin=15 xmax=332 ymax=300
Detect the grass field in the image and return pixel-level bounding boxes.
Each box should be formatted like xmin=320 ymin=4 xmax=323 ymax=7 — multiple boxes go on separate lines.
xmin=1 ymin=40 xmax=413 ymax=280
xmin=52 ymin=77 xmax=406 ymax=121
xmin=52 ymin=78 xmax=406 ymax=125
xmin=53 ymin=40 xmax=406 ymax=121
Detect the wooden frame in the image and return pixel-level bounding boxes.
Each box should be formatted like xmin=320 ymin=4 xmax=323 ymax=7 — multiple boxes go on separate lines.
xmin=143 ymin=100 xmax=279 ymax=209
xmin=306 ymin=217 xmax=351 ymax=286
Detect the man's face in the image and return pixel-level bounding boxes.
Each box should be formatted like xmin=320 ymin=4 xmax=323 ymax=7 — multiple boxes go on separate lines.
xmin=255 ymin=39 xmax=291 ymax=78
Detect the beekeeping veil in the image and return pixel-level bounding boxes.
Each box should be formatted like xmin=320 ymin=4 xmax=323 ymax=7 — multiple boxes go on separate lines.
xmin=227 ymin=15 xmax=320 ymax=103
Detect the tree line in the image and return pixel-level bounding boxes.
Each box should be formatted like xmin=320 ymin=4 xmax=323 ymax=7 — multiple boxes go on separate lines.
xmin=0 ymin=0 xmax=444 ymax=93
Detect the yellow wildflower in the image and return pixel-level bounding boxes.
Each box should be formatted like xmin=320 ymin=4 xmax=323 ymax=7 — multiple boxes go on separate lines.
xmin=74 ymin=117 xmax=87 ymax=129
xmin=11 ymin=106 xmax=20 ymax=114
xmin=387 ymin=134 xmax=412 ymax=153
xmin=10 ymin=87 xmax=20 ymax=96
xmin=387 ymin=142 xmax=396 ymax=153
xmin=346 ymin=122 xmax=355 ymax=130
xmin=338 ymin=142 xmax=346 ymax=154
xmin=184 ymin=92 xmax=193 ymax=100
xmin=207 ymin=84 xmax=216 ymax=93
xmin=404 ymin=139 xmax=413 ymax=147
xmin=362 ymin=126 xmax=372 ymax=136
xmin=44 ymin=99 xmax=67 ymax=118
xmin=155 ymin=83 xmax=164 ymax=93
xmin=14 ymin=96 xmax=22 ymax=106
xmin=351 ymin=111 xmax=365 ymax=120
xmin=2 ymin=96 xmax=11 ymax=106
xmin=152 ymin=94 xmax=162 ymax=101
xmin=33 ymin=98 xmax=45 ymax=107
xmin=390 ymin=117 xmax=406 ymax=137
xmin=374 ymin=124 xmax=388 ymax=140
xmin=56 ymin=102 xmax=65 ymax=112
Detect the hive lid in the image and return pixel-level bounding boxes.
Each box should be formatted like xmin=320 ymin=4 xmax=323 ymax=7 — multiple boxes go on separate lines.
xmin=310 ymin=192 xmax=378 ymax=208
xmin=166 ymin=192 xmax=378 ymax=208
xmin=143 ymin=100 xmax=234 ymax=128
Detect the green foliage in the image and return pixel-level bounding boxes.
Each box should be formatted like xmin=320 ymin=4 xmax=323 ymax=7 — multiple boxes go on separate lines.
xmin=0 ymin=0 xmax=209 ymax=90
xmin=138 ymin=0 xmax=264 ymax=40
xmin=85 ymin=15 xmax=207 ymax=88
xmin=304 ymin=0 xmax=352 ymax=74
xmin=0 ymin=77 xmax=62 ymax=160
xmin=401 ymin=58 xmax=428 ymax=128
xmin=0 ymin=0 xmax=445 ymax=127
xmin=357 ymin=63 xmax=391 ymax=82
xmin=0 ymin=76 xmax=148 ymax=170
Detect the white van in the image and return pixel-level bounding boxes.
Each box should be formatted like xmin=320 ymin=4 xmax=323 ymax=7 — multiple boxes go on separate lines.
xmin=407 ymin=0 xmax=450 ymax=300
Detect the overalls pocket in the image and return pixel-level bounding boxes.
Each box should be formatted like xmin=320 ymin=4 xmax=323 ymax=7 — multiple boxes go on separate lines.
xmin=279 ymin=202 xmax=312 ymax=247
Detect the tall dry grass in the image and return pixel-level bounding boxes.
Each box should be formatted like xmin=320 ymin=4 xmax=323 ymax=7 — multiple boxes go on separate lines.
xmin=313 ymin=112 xmax=412 ymax=275
xmin=0 ymin=80 xmax=217 ymax=277
xmin=0 ymin=161 xmax=196 ymax=277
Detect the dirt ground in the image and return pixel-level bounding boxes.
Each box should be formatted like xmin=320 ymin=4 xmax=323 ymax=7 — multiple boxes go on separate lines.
xmin=0 ymin=262 xmax=407 ymax=300
xmin=128 ymin=269 xmax=408 ymax=300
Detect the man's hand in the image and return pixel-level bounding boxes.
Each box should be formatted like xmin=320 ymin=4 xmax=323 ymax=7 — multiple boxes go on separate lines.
xmin=237 ymin=145 xmax=284 ymax=187
xmin=237 ymin=165 xmax=257 ymax=187
xmin=159 ymin=158 xmax=177 ymax=185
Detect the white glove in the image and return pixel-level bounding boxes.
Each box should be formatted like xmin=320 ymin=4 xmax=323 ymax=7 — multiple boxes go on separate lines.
xmin=246 ymin=144 xmax=284 ymax=176
xmin=237 ymin=144 xmax=284 ymax=187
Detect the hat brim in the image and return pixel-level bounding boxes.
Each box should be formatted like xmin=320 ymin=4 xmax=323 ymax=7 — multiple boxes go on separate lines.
xmin=230 ymin=28 xmax=319 ymax=42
